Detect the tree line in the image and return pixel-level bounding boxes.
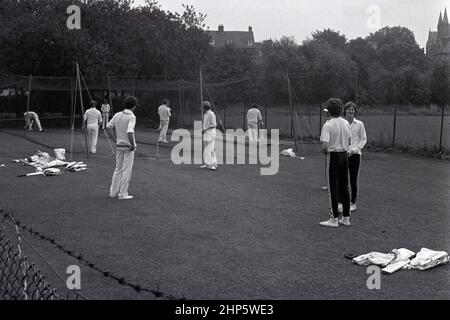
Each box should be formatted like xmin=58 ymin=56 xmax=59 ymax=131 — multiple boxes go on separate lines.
xmin=0 ymin=0 xmax=448 ymax=108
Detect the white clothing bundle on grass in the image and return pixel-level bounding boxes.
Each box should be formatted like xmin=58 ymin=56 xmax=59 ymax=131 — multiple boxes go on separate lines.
xmin=280 ymin=148 xmax=296 ymax=158
xmin=352 ymin=248 xmax=449 ymax=274
xmin=13 ymin=150 xmax=87 ymax=176
xmin=406 ymin=248 xmax=449 ymax=270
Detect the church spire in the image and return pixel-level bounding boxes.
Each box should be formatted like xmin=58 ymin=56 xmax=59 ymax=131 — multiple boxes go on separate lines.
xmin=444 ymin=7 xmax=449 ymax=24
xmin=438 ymin=11 xmax=442 ymax=29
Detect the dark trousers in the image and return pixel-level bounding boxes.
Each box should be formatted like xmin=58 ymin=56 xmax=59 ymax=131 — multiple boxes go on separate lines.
xmin=348 ymin=154 xmax=361 ymax=203
xmin=328 ymin=152 xmax=350 ymax=218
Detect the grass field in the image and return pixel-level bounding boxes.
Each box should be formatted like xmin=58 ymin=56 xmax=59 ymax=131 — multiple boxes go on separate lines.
xmin=1 ymin=127 xmax=450 ymax=299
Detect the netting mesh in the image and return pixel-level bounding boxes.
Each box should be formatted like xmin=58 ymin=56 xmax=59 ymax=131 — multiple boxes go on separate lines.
xmin=0 ymin=229 xmax=62 ymax=300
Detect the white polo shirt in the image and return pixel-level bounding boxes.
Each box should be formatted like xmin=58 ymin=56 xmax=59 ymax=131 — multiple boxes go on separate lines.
xmin=106 ymin=109 xmax=136 ymax=148
xmin=84 ymin=107 xmax=102 ymax=126
xmin=247 ymin=108 xmax=262 ymax=123
xmin=101 ymin=103 xmax=110 ymax=114
xmin=320 ymin=117 xmax=351 ymax=152
xmin=348 ymin=118 xmax=367 ymax=155
xmin=202 ymin=110 xmax=217 ymax=131
xmin=24 ymin=111 xmax=38 ymax=119
xmin=158 ymin=104 xmax=171 ymax=121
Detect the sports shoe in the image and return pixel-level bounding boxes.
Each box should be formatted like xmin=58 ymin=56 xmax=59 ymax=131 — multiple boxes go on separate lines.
xmin=200 ymin=165 xmax=208 ymax=169
xmin=338 ymin=216 xmax=351 ymax=226
xmin=210 ymin=165 xmax=217 ymax=170
xmin=338 ymin=203 xmax=343 ymax=213
xmin=319 ymin=217 xmax=339 ymax=228
xmin=350 ymin=203 xmax=357 ymax=212
xmin=162 ymin=140 xmax=169 ymax=143
xmin=118 ymin=195 xmax=134 ymax=200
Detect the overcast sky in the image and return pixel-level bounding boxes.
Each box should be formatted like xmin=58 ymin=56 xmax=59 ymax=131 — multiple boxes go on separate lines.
xmin=134 ymin=0 xmax=448 ymax=48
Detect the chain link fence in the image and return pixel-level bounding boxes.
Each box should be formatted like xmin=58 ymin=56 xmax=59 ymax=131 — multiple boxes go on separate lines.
xmin=0 ymin=216 xmax=62 ymax=300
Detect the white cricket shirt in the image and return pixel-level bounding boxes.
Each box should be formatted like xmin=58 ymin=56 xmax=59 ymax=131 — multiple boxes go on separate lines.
xmin=247 ymin=108 xmax=262 ymax=123
xmin=158 ymin=104 xmax=171 ymax=121
xmin=320 ymin=117 xmax=351 ymax=152
xmin=202 ymin=110 xmax=217 ymax=131
xmin=348 ymin=118 xmax=367 ymax=155
xmin=106 ymin=109 xmax=136 ymax=148
xmin=84 ymin=107 xmax=102 ymax=126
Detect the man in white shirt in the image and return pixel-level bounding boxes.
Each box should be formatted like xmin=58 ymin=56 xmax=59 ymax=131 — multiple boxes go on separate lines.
xmin=24 ymin=110 xmax=42 ymax=132
xmin=319 ymin=98 xmax=351 ymax=228
xmin=201 ymin=101 xmax=217 ymax=170
xmin=158 ymin=99 xmax=171 ymax=143
xmin=101 ymin=99 xmax=111 ymax=129
xmin=343 ymin=101 xmax=367 ymax=212
xmin=106 ymin=96 xmax=138 ymax=200
xmin=247 ymin=104 xmax=263 ymax=142
xmin=84 ymin=100 xmax=102 ymax=154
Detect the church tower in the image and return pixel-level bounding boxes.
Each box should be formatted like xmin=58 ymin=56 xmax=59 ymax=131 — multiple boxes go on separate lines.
xmin=427 ymin=8 xmax=450 ymax=61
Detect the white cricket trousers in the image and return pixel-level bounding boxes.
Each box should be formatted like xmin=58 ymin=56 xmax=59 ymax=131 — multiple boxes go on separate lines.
xmin=26 ymin=117 xmax=42 ymax=131
xmin=203 ymin=129 xmax=217 ymax=167
xmin=110 ymin=148 xmax=135 ymax=198
xmin=86 ymin=124 xmax=99 ymax=153
xmin=247 ymin=122 xmax=259 ymax=142
xmin=159 ymin=120 xmax=169 ymax=141
xmin=102 ymin=113 xmax=109 ymax=129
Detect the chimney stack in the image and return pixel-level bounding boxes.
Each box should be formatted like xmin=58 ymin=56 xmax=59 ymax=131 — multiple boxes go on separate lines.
xmin=218 ymin=24 xmax=224 ymax=32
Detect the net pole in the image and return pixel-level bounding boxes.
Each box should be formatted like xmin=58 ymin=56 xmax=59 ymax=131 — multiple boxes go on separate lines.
xmin=287 ymin=74 xmax=298 ymax=152
xmin=392 ymin=104 xmax=397 ymax=149
xmin=439 ymin=104 xmax=445 ymax=154
xmin=199 ymin=66 xmax=204 ymax=122
xmin=76 ymin=63 xmax=89 ymax=159
xmin=69 ymin=77 xmax=76 ymax=161
xmin=24 ymin=74 xmax=32 ymax=135
xmin=178 ymin=80 xmax=182 ymax=128
xmin=107 ymin=75 xmax=113 ymax=115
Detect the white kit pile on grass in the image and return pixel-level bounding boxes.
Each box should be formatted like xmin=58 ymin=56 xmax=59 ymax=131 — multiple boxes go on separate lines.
xmin=13 ymin=149 xmax=87 ymax=177
xmin=352 ymin=248 xmax=449 ymax=274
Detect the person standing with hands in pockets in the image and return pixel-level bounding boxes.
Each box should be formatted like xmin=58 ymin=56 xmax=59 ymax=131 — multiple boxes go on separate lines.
xmin=106 ymin=96 xmax=138 ymax=200
xmin=343 ymin=102 xmax=367 ymax=212
xmin=319 ymin=98 xmax=352 ymax=228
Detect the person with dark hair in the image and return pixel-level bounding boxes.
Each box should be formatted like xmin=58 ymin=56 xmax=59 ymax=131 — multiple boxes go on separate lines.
xmin=319 ymin=98 xmax=352 ymax=227
xmin=84 ymin=100 xmax=102 ymax=154
xmin=106 ymin=96 xmax=138 ymax=200
xmin=201 ymin=101 xmax=217 ymax=170
xmin=343 ymin=101 xmax=367 ymax=212
xmin=101 ymin=98 xmax=111 ymax=129
xmin=247 ymin=103 xmax=263 ymax=143
xmin=158 ymin=98 xmax=171 ymax=143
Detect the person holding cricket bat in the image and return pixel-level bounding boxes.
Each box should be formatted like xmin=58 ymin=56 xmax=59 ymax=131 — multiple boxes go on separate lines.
xmin=106 ymin=96 xmax=138 ymax=200
xmin=319 ymin=98 xmax=351 ymax=228
xmin=201 ymin=101 xmax=218 ymax=170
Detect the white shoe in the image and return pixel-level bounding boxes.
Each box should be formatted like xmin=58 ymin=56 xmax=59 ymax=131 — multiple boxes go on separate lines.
xmin=158 ymin=139 xmax=163 ymax=143
xmin=200 ymin=165 xmax=208 ymax=169
xmin=210 ymin=165 xmax=217 ymax=170
xmin=319 ymin=218 xmax=339 ymax=228
xmin=162 ymin=140 xmax=169 ymax=143
xmin=338 ymin=216 xmax=351 ymax=226
xmin=350 ymin=203 xmax=357 ymax=212
xmin=118 ymin=195 xmax=134 ymax=200
xmin=338 ymin=203 xmax=343 ymax=213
